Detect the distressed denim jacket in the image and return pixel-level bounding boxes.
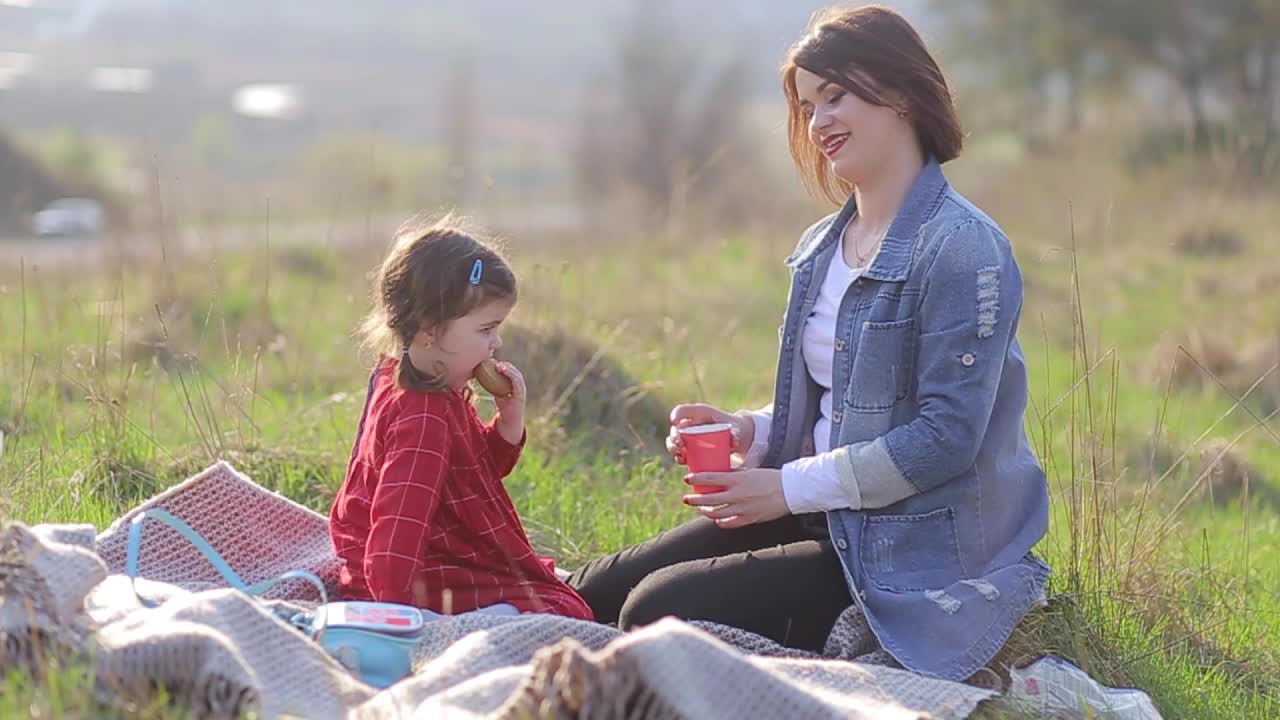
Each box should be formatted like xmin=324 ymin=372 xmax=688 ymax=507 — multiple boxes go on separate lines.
xmin=761 ymin=159 xmax=1050 ymax=681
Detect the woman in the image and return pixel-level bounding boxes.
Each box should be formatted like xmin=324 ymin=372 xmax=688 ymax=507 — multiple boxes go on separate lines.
xmin=568 ymin=5 xmax=1049 ymax=683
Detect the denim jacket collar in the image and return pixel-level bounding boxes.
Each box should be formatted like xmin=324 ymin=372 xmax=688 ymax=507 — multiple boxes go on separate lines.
xmin=785 ymin=158 xmax=949 ymax=283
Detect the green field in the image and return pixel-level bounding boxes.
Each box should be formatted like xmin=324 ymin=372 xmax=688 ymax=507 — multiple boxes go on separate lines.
xmin=3 ymin=139 xmax=1279 ymax=717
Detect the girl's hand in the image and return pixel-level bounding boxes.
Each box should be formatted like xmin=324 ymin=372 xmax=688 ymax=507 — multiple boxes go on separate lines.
xmin=666 ymin=404 xmax=755 ymax=465
xmin=493 ymin=362 xmax=527 ymax=444
xmin=682 ymin=468 xmax=788 ymax=528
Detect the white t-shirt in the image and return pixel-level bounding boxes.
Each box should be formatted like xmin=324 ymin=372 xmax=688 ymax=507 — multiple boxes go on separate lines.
xmin=804 ymin=247 xmax=867 ymax=455
xmin=743 ymin=236 xmax=875 ymax=514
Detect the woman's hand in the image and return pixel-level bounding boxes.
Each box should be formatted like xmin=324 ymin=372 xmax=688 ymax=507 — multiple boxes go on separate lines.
xmin=666 ymin=404 xmax=755 ymax=465
xmin=493 ymin=362 xmax=527 ymax=444
xmin=682 ymin=468 xmax=789 ymax=528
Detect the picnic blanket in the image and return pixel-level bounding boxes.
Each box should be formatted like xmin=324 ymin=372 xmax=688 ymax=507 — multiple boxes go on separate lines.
xmin=1 ymin=461 xmax=1001 ymax=719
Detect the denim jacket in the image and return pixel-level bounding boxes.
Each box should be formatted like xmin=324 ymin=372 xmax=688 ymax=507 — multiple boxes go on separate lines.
xmin=761 ymin=159 xmax=1050 ymax=681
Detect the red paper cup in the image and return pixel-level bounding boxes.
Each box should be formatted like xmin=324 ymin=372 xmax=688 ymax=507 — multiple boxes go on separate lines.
xmin=678 ymin=422 xmax=731 ymax=494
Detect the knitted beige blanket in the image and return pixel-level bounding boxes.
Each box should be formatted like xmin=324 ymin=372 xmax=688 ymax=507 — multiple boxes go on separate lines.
xmin=1 ymin=461 xmax=997 ymax=719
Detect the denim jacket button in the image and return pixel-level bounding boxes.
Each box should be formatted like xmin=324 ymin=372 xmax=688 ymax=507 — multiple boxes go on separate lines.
xmin=836 ymin=538 xmax=849 ymax=550
xmin=961 ymin=352 xmax=976 ymax=367
xmin=832 ymin=410 xmax=843 ymax=423
xmin=835 ymin=339 xmax=846 ymax=352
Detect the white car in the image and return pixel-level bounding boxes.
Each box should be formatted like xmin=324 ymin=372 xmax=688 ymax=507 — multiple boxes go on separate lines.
xmin=33 ymin=198 xmax=105 ymax=237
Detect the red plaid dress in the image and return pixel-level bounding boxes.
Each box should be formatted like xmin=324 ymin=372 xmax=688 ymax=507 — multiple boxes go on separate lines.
xmin=329 ymin=359 xmax=592 ymax=620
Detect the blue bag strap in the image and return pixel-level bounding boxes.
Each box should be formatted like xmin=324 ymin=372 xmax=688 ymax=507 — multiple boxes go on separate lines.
xmin=126 ymin=509 xmax=328 ymax=609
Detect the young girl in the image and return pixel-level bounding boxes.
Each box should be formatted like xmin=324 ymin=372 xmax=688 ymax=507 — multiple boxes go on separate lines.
xmin=329 ymin=217 xmax=592 ymax=620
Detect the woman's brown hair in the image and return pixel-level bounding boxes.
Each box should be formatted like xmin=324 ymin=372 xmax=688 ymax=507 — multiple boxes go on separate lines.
xmin=782 ymin=5 xmax=963 ymax=205
xmin=358 ymin=214 xmax=516 ymax=392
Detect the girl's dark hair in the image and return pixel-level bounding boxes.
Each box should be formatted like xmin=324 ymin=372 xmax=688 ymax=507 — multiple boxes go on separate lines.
xmin=781 ymin=5 xmax=963 ymax=205
xmin=359 ymin=214 xmax=516 ymax=392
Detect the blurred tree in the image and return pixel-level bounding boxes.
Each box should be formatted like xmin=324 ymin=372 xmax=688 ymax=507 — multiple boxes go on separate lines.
xmin=932 ymin=0 xmax=1096 ymax=139
xmin=680 ymin=58 xmax=755 ymax=220
xmin=442 ymin=58 xmax=476 ymax=210
xmin=573 ymin=72 xmax=617 ymax=218
xmin=1074 ymin=0 xmax=1222 ymax=146
xmin=935 ymin=0 xmax=1279 ymax=163
xmin=1216 ymin=0 xmax=1280 ymax=145
xmin=1072 ymin=0 xmax=1279 ymax=168
xmin=616 ymin=0 xmax=694 ymax=222
xmin=572 ymin=0 xmax=769 ymax=232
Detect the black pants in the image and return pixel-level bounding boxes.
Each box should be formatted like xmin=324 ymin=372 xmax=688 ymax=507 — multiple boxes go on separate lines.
xmin=567 ymin=513 xmax=853 ymax=653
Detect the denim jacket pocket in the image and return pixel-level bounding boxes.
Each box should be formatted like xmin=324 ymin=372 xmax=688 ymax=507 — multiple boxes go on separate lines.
xmin=846 ymin=317 xmax=915 ymax=412
xmin=860 ymin=507 xmax=965 ymax=592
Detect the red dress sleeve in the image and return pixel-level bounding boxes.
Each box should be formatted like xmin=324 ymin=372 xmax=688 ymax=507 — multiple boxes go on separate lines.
xmin=468 ymin=400 xmax=525 ymax=478
xmin=483 ymin=418 xmax=526 ymax=478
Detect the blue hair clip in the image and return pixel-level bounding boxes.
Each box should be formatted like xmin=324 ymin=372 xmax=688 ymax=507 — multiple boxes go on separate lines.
xmin=469 ymin=259 xmax=483 ymax=285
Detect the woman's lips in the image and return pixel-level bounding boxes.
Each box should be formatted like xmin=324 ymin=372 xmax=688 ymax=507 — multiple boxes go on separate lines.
xmin=822 ymin=133 xmax=849 ymax=157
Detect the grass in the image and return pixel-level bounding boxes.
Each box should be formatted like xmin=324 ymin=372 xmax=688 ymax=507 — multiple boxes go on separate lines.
xmin=3 ymin=139 xmax=1279 ymax=717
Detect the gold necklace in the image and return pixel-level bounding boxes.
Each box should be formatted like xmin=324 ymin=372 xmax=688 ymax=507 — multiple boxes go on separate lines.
xmin=847 ymin=222 xmax=887 ymax=267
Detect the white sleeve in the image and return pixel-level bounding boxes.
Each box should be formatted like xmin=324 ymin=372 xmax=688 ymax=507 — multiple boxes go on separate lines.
xmin=780 ymin=452 xmax=859 ymax=513
xmin=781 ymin=440 xmax=921 ymax=512
xmin=737 ymin=406 xmax=772 ymax=469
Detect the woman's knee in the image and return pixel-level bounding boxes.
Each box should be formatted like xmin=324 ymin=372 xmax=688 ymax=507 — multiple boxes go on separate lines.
xmin=617 ymin=564 xmax=699 ymax=630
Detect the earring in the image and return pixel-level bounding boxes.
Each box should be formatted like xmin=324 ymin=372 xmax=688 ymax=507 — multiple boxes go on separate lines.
xmin=897 ymin=109 xmax=908 ymax=118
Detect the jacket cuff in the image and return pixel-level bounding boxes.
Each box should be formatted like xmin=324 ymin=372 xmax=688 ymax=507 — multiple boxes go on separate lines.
xmin=833 ymin=437 xmax=919 ymax=509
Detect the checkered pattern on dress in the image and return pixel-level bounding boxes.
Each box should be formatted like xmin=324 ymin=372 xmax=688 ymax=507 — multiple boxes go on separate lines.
xmin=329 ymin=360 xmax=592 ymax=620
